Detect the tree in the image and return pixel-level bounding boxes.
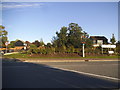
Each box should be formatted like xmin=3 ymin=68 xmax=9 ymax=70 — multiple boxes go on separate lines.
xmin=46 ymin=43 xmax=52 ymax=48
xmin=51 ymin=36 xmax=58 ymax=48
xmin=55 ymin=26 xmax=68 ymax=47
xmin=52 ymin=23 xmax=93 ymax=53
xmin=27 ymin=44 xmax=37 ymax=54
xmin=67 ymin=23 xmax=89 ymax=48
xmin=0 ymin=25 xmax=8 ymax=48
xmin=110 ymin=34 xmax=116 ymax=44
xmin=39 ymin=39 xmax=44 ymax=46
xmin=8 ymin=41 xmax=16 ymax=48
xmin=32 ymin=40 xmax=40 ymax=47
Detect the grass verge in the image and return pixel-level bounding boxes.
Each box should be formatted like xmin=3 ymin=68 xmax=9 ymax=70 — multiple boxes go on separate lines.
xmin=2 ymin=53 xmax=119 ymax=59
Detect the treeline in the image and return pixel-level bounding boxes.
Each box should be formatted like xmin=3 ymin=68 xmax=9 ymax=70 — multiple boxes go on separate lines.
xmin=1 ymin=23 xmax=120 ymax=56
xmin=22 ymin=23 xmax=97 ymax=56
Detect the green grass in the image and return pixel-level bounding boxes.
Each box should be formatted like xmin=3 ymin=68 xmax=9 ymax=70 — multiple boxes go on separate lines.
xmin=3 ymin=53 xmax=119 ymax=59
xmin=3 ymin=53 xmax=30 ymax=59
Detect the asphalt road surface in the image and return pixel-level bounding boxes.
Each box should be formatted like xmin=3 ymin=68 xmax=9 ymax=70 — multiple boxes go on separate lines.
xmin=37 ymin=61 xmax=119 ymax=79
xmin=2 ymin=58 xmax=119 ymax=88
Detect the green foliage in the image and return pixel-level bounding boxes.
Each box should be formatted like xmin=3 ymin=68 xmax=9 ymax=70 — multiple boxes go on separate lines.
xmin=32 ymin=39 xmax=45 ymax=47
xmin=32 ymin=40 xmax=40 ymax=47
xmin=74 ymin=48 xmax=81 ymax=53
xmin=20 ymin=50 xmax=27 ymax=54
xmin=85 ymin=39 xmax=93 ymax=48
xmin=52 ymin=23 xmax=93 ymax=53
xmin=93 ymin=47 xmax=101 ymax=54
xmin=110 ymin=34 xmax=116 ymax=44
xmin=27 ymin=44 xmax=37 ymax=54
xmin=46 ymin=43 xmax=52 ymax=48
xmin=55 ymin=45 xmax=66 ymax=53
xmin=67 ymin=23 xmax=83 ymax=48
xmin=26 ymin=43 xmax=55 ymax=54
xmin=66 ymin=46 xmax=75 ymax=53
xmin=39 ymin=39 xmax=45 ymax=46
xmin=8 ymin=41 xmax=16 ymax=48
xmin=56 ymin=26 xmax=68 ymax=47
xmin=30 ymin=44 xmax=37 ymax=48
xmin=27 ymin=47 xmax=55 ymax=55
xmin=46 ymin=47 xmax=55 ymax=54
xmin=0 ymin=25 xmax=8 ymax=48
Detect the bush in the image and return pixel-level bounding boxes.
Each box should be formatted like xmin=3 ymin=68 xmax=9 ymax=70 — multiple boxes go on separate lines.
xmin=74 ymin=48 xmax=81 ymax=53
xmin=40 ymin=48 xmax=47 ymax=54
xmin=33 ymin=48 xmax=40 ymax=54
xmin=46 ymin=47 xmax=55 ymax=54
xmin=20 ymin=50 xmax=27 ymax=54
xmin=27 ymin=48 xmax=34 ymax=54
xmin=66 ymin=46 xmax=75 ymax=53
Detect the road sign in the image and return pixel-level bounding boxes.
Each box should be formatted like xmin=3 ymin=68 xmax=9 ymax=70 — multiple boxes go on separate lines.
xmin=82 ymin=42 xmax=86 ymax=44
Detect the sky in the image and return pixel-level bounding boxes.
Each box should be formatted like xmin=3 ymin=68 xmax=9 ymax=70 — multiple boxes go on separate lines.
xmin=1 ymin=2 xmax=118 ymax=44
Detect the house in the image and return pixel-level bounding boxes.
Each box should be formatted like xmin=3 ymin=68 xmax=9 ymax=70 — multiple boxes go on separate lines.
xmin=13 ymin=40 xmax=25 ymax=51
xmin=90 ymin=36 xmax=108 ymax=47
xmin=14 ymin=40 xmax=24 ymax=46
xmin=1 ymin=40 xmax=28 ymax=53
xmin=90 ymin=36 xmax=116 ymax=54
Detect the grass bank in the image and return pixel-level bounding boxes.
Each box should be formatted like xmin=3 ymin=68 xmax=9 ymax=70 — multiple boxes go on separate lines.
xmin=2 ymin=53 xmax=119 ymax=59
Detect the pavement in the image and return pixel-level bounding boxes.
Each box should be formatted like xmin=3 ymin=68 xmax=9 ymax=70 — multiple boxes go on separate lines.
xmin=2 ymin=58 xmax=119 ymax=88
xmin=19 ymin=58 xmax=119 ymax=62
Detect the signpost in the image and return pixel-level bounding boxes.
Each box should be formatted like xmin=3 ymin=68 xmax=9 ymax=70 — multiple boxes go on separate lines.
xmin=81 ymin=34 xmax=86 ymax=57
xmin=82 ymin=43 xmax=85 ymax=57
xmin=5 ymin=41 xmax=9 ymax=53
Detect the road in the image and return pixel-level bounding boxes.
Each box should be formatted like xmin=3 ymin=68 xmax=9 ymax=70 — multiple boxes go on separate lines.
xmin=2 ymin=58 xmax=119 ymax=88
xmin=36 ymin=61 xmax=119 ymax=79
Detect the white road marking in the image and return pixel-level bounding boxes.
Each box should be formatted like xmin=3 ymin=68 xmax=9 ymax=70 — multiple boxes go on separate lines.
xmin=45 ymin=66 xmax=120 ymax=81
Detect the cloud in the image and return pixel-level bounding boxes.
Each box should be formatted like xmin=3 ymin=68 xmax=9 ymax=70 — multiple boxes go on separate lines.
xmin=2 ymin=2 xmax=44 ymax=9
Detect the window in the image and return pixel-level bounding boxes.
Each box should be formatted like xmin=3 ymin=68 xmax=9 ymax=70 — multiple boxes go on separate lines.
xmin=93 ymin=40 xmax=96 ymax=44
xmin=97 ymin=40 xmax=103 ymax=45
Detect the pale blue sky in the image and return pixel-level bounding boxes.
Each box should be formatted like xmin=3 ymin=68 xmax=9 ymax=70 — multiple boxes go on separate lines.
xmin=2 ymin=2 xmax=118 ymax=44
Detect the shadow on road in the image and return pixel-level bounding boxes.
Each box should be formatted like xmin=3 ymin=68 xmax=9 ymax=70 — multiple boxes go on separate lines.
xmin=2 ymin=58 xmax=119 ymax=89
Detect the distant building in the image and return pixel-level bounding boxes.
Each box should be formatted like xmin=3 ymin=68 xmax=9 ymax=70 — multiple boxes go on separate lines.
xmin=90 ymin=36 xmax=108 ymax=47
xmin=90 ymin=36 xmax=116 ymax=54
xmin=14 ymin=40 xmax=24 ymax=46
xmin=14 ymin=40 xmax=25 ymax=51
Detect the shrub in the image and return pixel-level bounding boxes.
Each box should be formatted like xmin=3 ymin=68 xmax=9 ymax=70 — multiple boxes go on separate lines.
xmin=46 ymin=47 xmax=55 ymax=54
xmin=66 ymin=46 xmax=75 ymax=53
xmin=55 ymin=45 xmax=66 ymax=53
